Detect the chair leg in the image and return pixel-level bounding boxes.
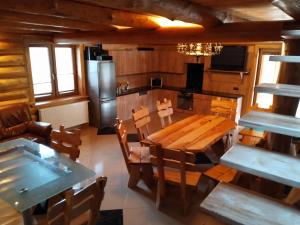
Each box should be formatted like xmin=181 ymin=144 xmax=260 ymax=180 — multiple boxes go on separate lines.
xmin=290 ymin=142 xmax=297 ymax=157
xmin=168 ymin=115 xmax=172 ymax=125
xmin=128 ymin=166 xmax=141 ymax=188
xmin=181 ymin=187 xmax=188 ymax=215
xmin=156 ymin=181 xmax=163 ymax=210
xmin=141 ymin=164 xmax=154 ymax=189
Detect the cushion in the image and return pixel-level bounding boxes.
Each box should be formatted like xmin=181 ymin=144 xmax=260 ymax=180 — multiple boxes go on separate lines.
xmin=2 ymin=122 xmax=28 ymax=139
xmin=0 ymin=103 xmax=31 ymax=128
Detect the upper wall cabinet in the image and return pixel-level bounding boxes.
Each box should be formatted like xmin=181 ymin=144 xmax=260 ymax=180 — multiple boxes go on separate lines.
xmin=157 ymin=51 xmax=185 ymax=74
xmin=110 ymin=49 xmax=197 ymax=76
xmin=111 ymin=50 xmax=155 ymax=76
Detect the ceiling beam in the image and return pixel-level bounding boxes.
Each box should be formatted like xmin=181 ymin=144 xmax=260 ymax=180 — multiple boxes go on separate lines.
xmin=0 ymin=21 xmax=77 ymax=33
xmin=54 ymin=21 xmax=283 ymax=44
xmin=272 ymin=0 xmax=300 ymax=20
xmin=73 ymin=0 xmax=222 ymax=28
xmin=0 ymin=10 xmax=114 ymax=31
xmin=0 ymin=0 xmax=159 ymax=29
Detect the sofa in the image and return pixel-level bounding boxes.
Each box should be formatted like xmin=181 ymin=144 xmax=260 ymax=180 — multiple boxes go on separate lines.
xmin=0 ymin=103 xmax=52 ymax=145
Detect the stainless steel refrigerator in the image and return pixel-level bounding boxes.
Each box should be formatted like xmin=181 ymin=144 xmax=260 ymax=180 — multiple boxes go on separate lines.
xmin=86 ymin=60 xmax=116 ymax=134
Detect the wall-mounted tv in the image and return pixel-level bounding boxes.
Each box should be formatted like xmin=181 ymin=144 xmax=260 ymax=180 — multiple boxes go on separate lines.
xmin=211 ymin=46 xmax=248 ymax=71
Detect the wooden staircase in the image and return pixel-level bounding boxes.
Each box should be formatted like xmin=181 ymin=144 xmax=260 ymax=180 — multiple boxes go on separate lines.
xmin=201 ymin=31 xmax=300 ymax=224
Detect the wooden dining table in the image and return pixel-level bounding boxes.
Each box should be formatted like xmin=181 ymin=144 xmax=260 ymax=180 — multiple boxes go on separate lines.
xmin=147 ymin=114 xmax=236 ymax=162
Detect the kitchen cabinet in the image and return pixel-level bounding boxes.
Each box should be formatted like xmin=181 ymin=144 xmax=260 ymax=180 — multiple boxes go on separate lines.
xmin=157 ymin=51 xmax=185 ymax=74
xmin=111 ymin=49 xmax=197 ymax=76
xmin=116 ymin=89 xmax=178 ymax=121
xmin=116 ymin=89 xmax=242 ymax=122
xmin=193 ymin=94 xmax=212 ymax=115
xmin=111 ymin=50 xmax=154 ymax=76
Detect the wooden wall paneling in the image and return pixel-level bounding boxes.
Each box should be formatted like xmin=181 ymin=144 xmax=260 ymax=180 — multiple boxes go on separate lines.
xmin=193 ymin=94 xmax=212 ymax=114
xmin=23 ymin=42 xmax=35 ymax=103
xmin=0 ymin=55 xmax=25 ymax=66
xmin=240 ymin=45 xmax=256 ymax=115
xmin=0 ymin=98 xmax=29 ymax=107
xmin=0 ymin=36 xmax=33 ymax=108
xmin=0 ymin=77 xmax=28 ymax=92
xmin=76 ymin=44 xmax=87 ymax=96
xmin=0 ymin=89 xmax=28 ymax=101
xmin=158 ymin=50 xmax=185 ymax=74
xmin=243 ymin=43 xmax=283 ymax=114
xmin=138 ymin=51 xmax=147 ymax=74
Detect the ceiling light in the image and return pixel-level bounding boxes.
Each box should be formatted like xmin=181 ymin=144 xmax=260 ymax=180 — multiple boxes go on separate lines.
xmin=151 ymin=17 xmax=202 ymax=28
xmin=112 ymin=25 xmax=132 ymax=30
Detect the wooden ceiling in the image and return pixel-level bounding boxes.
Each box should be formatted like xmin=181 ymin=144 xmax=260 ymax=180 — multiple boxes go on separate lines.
xmin=0 ymin=0 xmax=298 ymax=44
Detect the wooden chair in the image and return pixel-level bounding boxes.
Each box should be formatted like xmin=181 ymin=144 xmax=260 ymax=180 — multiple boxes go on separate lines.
xmin=156 ymin=98 xmax=173 ymax=128
xmin=203 ymin=164 xmax=239 ymax=192
xmin=50 ymin=125 xmax=81 ymax=161
xmin=115 ymin=118 xmax=154 ymax=188
xmin=210 ymin=97 xmax=236 ymax=120
xmin=150 ymin=145 xmax=202 ymax=214
xmin=239 ymin=104 xmax=271 ymax=147
xmin=36 ymin=176 xmax=107 ymax=225
xmin=132 ymin=106 xmax=151 ymax=141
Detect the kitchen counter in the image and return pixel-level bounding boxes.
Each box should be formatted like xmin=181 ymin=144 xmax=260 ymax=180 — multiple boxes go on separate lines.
xmin=116 ymin=86 xmax=185 ymax=97
xmin=116 ymin=86 xmax=243 ymax=99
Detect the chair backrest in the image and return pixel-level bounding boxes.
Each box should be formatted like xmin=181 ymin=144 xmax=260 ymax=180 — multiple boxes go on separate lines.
xmin=50 ymin=125 xmax=81 ymax=161
xmin=150 ymin=145 xmax=198 ymax=194
xmin=156 ymin=98 xmax=173 ymax=128
xmin=0 ymin=103 xmax=31 ymax=128
xmin=46 ymin=176 xmax=107 ymax=225
xmin=46 ymin=197 xmax=67 ymax=225
xmin=132 ymin=106 xmax=151 ymax=140
xmin=210 ymin=97 xmax=236 ymax=120
xmin=115 ymin=118 xmax=131 ymax=172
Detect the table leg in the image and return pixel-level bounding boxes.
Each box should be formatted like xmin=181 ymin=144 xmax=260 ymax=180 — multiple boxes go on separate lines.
xmin=22 ymin=209 xmax=33 ymax=225
xmin=205 ymin=146 xmax=220 ymax=164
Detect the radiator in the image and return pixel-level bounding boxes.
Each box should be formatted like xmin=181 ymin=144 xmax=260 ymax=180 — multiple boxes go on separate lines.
xmin=39 ymin=101 xmax=89 ymax=129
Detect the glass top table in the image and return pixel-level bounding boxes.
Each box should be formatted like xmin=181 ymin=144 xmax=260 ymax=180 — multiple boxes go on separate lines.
xmin=0 ymin=138 xmax=95 ymax=224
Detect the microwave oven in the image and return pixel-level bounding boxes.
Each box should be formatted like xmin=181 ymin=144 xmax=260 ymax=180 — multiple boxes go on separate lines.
xmin=151 ymin=77 xmax=163 ymax=88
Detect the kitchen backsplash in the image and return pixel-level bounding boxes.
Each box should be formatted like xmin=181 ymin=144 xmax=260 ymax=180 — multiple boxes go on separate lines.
xmin=116 ymin=73 xmax=186 ymax=89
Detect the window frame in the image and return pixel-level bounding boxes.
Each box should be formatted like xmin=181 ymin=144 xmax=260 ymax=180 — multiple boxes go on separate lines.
xmin=29 ymin=44 xmax=78 ymax=101
xmin=252 ymin=48 xmax=281 ymax=108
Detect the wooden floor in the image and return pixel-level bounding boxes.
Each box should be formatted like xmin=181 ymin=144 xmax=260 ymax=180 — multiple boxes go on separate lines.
xmin=78 ymin=111 xmax=226 ymax=225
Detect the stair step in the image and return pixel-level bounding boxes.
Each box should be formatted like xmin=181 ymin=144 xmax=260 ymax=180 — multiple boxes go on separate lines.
xmin=221 ymin=144 xmax=300 ymax=188
xmin=200 ymin=182 xmax=300 ymax=225
xmin=269 ymin=55 xmax=300 ymax=63
xmin=239 ymin=111 xmax=300 ymax=138
xmin=255 ymin=83 xmax=300 ymax=98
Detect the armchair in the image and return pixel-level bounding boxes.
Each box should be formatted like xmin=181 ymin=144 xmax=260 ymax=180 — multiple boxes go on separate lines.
xmin=0 ymin=103 xmax=52 ymax=145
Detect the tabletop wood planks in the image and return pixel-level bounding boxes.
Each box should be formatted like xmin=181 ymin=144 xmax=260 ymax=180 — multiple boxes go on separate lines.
xmin=147 ymin=115 xmax=236 ymax=152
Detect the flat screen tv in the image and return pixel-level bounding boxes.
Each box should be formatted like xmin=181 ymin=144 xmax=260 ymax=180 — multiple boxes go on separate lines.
xmin=211 ymin=46 xmax=247 ymax=71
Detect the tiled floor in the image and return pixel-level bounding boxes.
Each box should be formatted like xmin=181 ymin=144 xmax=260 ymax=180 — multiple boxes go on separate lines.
xmin=78 ymin=112 xmax=225 ymax=225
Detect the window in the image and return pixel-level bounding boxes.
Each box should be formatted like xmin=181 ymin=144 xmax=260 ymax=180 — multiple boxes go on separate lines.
xmin=29 ymin=45 xmax=77 ymax=99
xmin=253 ymin=49 xmax=281 ymax=109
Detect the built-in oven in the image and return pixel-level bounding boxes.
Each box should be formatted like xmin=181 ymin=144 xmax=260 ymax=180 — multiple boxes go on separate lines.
xmin=177 ymin=92 xmax=193 ymax=111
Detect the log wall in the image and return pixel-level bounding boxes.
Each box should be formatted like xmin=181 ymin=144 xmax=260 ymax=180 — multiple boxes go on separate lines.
xmin=0 ymin=33 xmax=33 ymax=107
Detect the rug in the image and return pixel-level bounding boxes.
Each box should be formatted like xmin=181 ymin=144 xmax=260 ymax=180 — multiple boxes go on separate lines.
xmin=97 ymin=209 xmax=123 ymax=225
